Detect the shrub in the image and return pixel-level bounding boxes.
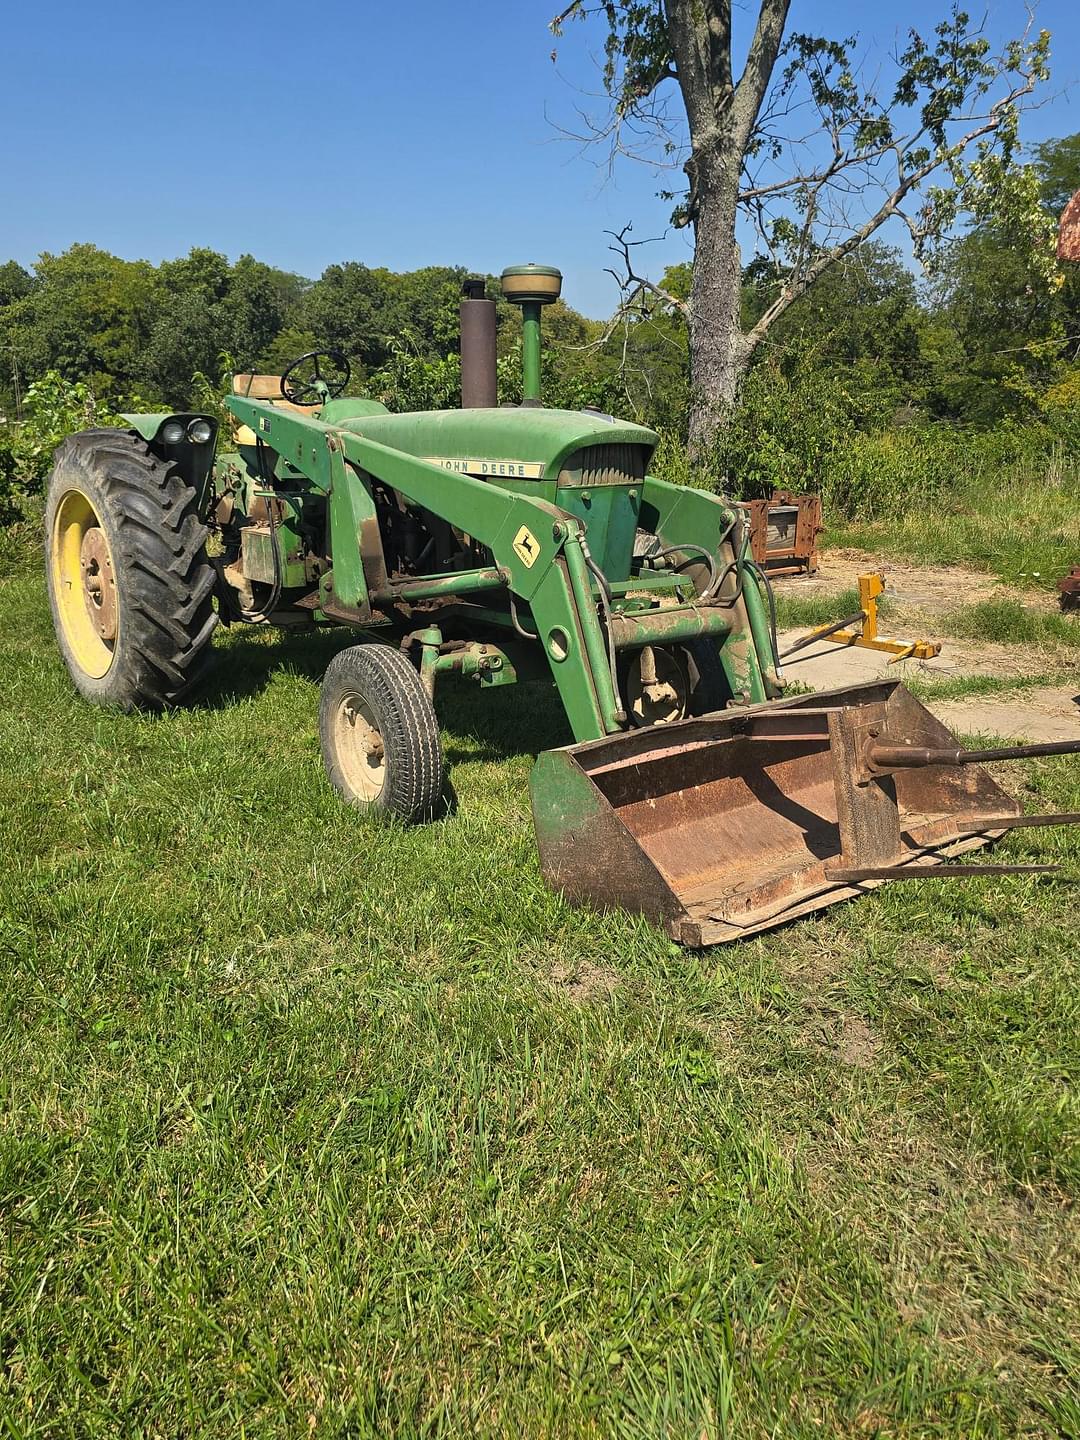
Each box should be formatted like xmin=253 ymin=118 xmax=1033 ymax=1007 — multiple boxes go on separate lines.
xmin=819 ymin=423 xmax=1069 ymax=523
xmin=1 ymin=371 xmax=135 ymax=523
xmin=190 ymin=351 xmax=239 ymax=434
xmin=369 ymin=338 xmax=461 ymax=412
xmin=711 ymin=359 xmax=861 ymax=498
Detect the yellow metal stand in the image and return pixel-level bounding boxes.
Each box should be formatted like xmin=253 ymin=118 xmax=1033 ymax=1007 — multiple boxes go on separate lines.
xmin=801 ymin=573 xmax=941 ymax=662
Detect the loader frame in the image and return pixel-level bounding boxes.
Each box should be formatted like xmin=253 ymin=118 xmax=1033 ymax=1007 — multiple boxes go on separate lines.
xmin=222 ymin=394 xmax=779 ymax=744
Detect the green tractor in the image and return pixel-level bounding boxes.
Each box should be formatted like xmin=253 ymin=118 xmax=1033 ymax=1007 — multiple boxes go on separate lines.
xmin=45 ymin=265 xmax=1079 ymax=944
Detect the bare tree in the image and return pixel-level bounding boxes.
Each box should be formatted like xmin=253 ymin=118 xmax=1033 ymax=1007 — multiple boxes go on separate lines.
xmin=551 ymin=2 xmax=1051 ymax=456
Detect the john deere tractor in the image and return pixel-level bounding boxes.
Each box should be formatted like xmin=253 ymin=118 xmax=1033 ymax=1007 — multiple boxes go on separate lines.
xmin=45 ymin=265 xmax=1079 ymax=944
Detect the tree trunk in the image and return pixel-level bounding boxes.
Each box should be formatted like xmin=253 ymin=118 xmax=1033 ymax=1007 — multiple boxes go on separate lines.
xmin=687 ymin=149 xmax=749 ymax=459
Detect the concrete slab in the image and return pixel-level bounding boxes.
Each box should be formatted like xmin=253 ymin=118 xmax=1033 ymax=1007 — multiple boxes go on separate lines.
xmin=930 ymin=687 xmax=1080 ymax=743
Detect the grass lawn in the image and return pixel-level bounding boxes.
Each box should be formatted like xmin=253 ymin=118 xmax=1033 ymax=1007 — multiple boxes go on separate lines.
xmin=823 ymin=451 xmax=1080 ymax=593
xmin=1 ymin=526 xmax=1078 ymax=1438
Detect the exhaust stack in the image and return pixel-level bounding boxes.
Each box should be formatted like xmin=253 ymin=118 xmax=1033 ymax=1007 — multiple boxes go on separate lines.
xmin=460 ymin=278 xmax=497 ymax=409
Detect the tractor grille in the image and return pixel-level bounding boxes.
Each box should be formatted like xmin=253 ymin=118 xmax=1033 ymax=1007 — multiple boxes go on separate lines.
xmin=558 ymin=444 xmax=647 ymax=488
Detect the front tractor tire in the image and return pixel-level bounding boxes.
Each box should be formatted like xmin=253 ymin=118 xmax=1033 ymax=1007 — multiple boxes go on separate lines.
xmin=319 ymin=643 xmax=445 ymax=824
xmin=45 ymin=429 xmax=218 ymax=709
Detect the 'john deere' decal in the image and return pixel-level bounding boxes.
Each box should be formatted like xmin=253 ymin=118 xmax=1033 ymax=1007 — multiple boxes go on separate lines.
xmin=513 ymin=526 xmax=540 ymax=569
xmin=424 ymin=456 xmax=545 ymax=479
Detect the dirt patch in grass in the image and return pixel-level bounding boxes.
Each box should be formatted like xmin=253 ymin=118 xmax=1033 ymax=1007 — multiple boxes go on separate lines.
xmin=834 ymin=1015 xmax=879 ymax=1069
xmin=549 ymin=959 xmax=619 ymax=1004
xmin=812 ymin=548 xmax=1064 ymax=613
xmin=801 ymin=1008 xmax=881 ymax=1069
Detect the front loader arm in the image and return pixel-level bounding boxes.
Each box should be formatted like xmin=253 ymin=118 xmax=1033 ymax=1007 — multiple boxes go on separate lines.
xmin=334 ymin=428 xmax=623 ymax=739
xmin=226 ymin=397 xmax=620 ymax=739
xmin=640 ymin=473 xmax=777 ymax=702
xmin=229 ymin=398 xmax=567 ymax=595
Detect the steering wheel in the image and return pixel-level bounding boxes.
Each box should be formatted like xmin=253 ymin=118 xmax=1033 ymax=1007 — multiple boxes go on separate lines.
xmin=280 ymin=350 xmax=351 ymax=406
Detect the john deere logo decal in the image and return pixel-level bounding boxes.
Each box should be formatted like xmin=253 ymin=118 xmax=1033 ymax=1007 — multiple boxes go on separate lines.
xmin=513 ymin=526 xmax=540 ymax=568
xmin=425 ymin=456 xmax=545 ymax=478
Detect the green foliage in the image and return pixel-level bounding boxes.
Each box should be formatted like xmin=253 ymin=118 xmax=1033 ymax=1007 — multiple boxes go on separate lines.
xmin=0 ymin=371 xmax=133 ymax=522
xmin=927 ymin=133 xmax=1080 ymax=424
xmin=257 ymin=325 xmax=322 ymax=378
xmin=820 ymin=419 xmax=1074 ymax=523
xmin=711 ymin=356 xmax=861 ymax=497
xmin=1034 ymin=131 xmax=1080 ymax=213
xmin=145 ymin=253 xmax=302 ymax=405
xmin=0 ymin=259 xmax=33 ymax=308
xmin=190 ymin=352 xmax=240 ymax=435
xmin=301 ymin=262 xmax=469 ymax=374
xmin=1 ymin=244 xmax=161 ymax=405
xmin=744 ymin=245 xmax=929 ymax=421
xmin=367 ymin=338 xmax=462 ymax=413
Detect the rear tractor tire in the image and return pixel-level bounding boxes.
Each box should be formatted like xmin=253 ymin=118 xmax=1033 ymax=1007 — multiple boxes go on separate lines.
xmin=319 ymin=643 xmax=445 ymax=824
xmin=45 ymin=429 xmax=218 ymax=709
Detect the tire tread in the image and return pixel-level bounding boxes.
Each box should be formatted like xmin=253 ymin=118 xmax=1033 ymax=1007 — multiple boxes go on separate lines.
xmin=319 ymin=643 xmax=444 ymax=824
xmin=46 ymin=429 xmax=218 ymax=709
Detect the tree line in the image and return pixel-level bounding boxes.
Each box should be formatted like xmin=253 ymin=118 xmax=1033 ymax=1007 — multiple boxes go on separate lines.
xmin=1 ymin=132 xmax=1077 ymax=491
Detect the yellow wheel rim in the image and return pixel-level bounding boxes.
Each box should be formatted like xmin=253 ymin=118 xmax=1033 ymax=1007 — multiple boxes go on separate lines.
xmin=51 ymin=488 xmax=119 ymax=679
xmin=332 ymin=689 xmax=387 ymax=802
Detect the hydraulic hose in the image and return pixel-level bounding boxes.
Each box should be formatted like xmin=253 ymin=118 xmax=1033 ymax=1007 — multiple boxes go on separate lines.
xmin=704 ymin=560 xmax=742 ymax=606
xmin=744 ymin=557 xmax=783 ymax=680
xmin=582 ymin=539 xmax=625 ymax=725
xmin=656 ymin=543 xmax=718 ymax=600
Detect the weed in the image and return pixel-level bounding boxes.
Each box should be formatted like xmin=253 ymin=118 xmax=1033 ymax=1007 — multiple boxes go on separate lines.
xmin=942 ymin=599 xmax=1080 ymax=650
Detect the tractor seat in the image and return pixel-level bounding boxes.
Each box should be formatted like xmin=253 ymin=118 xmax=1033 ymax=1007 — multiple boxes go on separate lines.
xmin=231 ymin=374 xmax=319 ymax=416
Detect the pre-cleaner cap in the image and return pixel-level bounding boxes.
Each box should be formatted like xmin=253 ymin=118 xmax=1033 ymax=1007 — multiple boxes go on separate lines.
xmin=500 ymin=264 xmax=563 ymax=304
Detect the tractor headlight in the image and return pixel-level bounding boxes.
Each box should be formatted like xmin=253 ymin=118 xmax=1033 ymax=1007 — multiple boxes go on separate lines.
xmin=160 ymin=420 xmax=185 ymax=445
xmin=187 ymin=418 xmax=213 ymax=444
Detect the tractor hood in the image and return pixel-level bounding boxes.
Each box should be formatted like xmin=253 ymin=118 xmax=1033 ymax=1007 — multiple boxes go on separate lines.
xmin=319 ymin=404 xmax=659 ymax=481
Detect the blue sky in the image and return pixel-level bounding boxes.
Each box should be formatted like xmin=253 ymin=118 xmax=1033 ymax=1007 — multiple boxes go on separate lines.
xmin=1 ymin=0 xmax=1076 ymax=317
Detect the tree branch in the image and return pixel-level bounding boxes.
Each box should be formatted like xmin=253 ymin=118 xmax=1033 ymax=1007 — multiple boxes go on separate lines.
xmin=602 ymin=224 xmax=691 ymax=320
xmin=733 ymin=0 xmax=793 ymax=148
xmin=742 ymin=69 xmax=1041 ymax=353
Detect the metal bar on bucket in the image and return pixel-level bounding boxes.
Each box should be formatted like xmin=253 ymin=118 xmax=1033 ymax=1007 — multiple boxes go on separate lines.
xmin=868 ymin=738 xmax=1080 ymax=770
xmin=949 ymin=811 xmax=1080 ymax=835
xmin=826 ymin=863 xmax=1061 ymax=882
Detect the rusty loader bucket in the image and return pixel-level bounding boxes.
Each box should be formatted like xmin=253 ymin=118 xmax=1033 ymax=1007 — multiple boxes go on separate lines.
xmin=530 ymin=680 xmax=1079 ymax=946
